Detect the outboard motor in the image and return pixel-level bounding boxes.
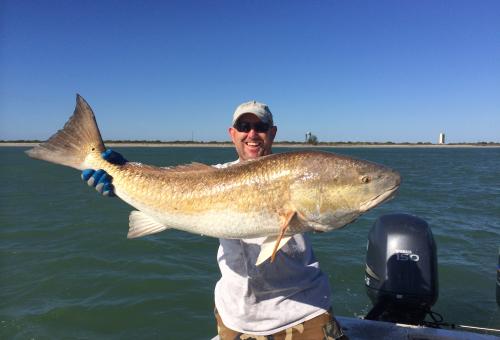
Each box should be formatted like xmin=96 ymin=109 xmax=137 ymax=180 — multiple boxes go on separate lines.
xmin=365 ymin=213 xmax=438 ymax=325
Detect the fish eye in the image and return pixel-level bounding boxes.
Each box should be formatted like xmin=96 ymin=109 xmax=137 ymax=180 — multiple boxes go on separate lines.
xmin=361 ymin=175 xmax=370 ymax=184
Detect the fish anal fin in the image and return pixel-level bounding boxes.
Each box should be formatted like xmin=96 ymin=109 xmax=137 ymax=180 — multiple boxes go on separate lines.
xmin=128 ymin=210 xmax=170 ymax=238
xmin=256 ymin=235 xmax=293 ymax=266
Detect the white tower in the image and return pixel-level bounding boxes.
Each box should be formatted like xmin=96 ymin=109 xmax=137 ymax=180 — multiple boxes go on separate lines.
xmin=438 ymin=133 xmax=445 ymax=144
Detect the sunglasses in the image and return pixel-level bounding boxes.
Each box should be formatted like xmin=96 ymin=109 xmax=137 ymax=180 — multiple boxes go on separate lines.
xmin=234 ymin=121 xmax=271 ymax=133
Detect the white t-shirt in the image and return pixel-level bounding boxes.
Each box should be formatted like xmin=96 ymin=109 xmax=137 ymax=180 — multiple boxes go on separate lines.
xmin=213 ymin=160 xmax=331 ymax=335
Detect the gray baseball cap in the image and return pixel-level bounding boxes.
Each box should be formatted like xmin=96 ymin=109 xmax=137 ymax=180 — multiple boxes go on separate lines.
xmin=232 ymin=100 xmax=274 ymax=126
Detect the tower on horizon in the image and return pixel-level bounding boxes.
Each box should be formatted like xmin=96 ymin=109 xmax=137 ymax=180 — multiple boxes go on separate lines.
xmin=305 ymin=132 xmax=312 ymax=143
xmin=438 ymin=133 xmax=445 ymax=144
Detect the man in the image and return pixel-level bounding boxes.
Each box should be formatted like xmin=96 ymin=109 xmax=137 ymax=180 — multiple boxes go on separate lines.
xmin=82 ymin=101 xmax=346 ymax=339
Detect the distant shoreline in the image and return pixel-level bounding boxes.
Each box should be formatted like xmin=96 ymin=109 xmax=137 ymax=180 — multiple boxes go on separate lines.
xmin=2 ymin=142 xmax=499 ymax=148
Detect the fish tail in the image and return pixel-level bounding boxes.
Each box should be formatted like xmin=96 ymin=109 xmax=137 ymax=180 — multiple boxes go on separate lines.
xmin=25 ymin=94 xmax=106 ymax=170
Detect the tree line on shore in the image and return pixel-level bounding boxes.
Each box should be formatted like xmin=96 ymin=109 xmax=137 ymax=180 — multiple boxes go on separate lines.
xmin=2 ymin=139 xmax=499 ymax=146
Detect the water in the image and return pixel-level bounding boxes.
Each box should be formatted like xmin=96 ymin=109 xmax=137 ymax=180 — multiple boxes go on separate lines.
xmin=1 ymin=146 xmax=499 ymax=339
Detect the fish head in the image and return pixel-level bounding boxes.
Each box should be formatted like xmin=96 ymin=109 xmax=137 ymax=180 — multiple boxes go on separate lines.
xmin=290 ymin=152 xmax=401 ymax=232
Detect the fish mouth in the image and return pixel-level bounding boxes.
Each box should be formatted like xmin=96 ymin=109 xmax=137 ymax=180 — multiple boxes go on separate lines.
xmin=359 ymin=184 xmax=400 ymax=212
xmin=360 ymin=170 xmax=401 ymax=212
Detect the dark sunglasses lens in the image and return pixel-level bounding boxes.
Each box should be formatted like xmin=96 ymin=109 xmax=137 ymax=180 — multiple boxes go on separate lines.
xmin=236 ymin=122 xmax=251 ymax=132
xmin=254 ymin=122 xmax=270 ymax=132
xmin=235 ymin=122 xmax=270 ymax=133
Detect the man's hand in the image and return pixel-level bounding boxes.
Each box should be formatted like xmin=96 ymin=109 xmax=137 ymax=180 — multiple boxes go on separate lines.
xmin=81 ymin=149 xmax=127 ymax=197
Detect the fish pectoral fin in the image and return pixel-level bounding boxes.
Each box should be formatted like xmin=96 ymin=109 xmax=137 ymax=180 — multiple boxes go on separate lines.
xmin=127 ymin=210 xmax=169 ymax=238
xmin=268 ymin=210 xmax=296 ymax=262
xmin=256 ymin=235 xmax=293 ymax=266
xmin=256 ymin=211 xmax=297 ymax=265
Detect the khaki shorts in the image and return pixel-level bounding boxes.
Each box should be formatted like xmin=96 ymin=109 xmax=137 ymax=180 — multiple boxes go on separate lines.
xmin=215 ymin=308 xmax=348 ymax=340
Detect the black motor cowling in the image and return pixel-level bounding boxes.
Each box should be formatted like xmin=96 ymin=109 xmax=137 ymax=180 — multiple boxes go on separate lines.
xmin=365 ymin=213 xmax=438 ymax=325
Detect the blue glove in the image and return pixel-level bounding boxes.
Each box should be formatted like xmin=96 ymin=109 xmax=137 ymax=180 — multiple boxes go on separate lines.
xmin=101 ymin=149 xmax=127 ymax=165
xmin=81 ymin=149 xmax=127 ymax=197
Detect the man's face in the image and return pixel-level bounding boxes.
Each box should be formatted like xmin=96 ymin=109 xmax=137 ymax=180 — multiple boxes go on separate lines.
xmin=229 ymin=113 xmax=277 ymax=161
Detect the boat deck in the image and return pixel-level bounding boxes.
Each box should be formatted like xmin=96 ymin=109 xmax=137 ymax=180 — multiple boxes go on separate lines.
xmin=211 ymin=316 xmax=499 ymax=339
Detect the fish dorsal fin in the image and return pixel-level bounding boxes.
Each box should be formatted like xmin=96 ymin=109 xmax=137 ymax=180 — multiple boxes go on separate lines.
xmin=128 ymin=210 xmax=170 ymax=238
xmin=173 ymin=162 xmax=215 ymax=172
xmin=160 ymin=162 xmax=216 ymax=173
xmin=256 ymin=235 xmax=293 ymax=265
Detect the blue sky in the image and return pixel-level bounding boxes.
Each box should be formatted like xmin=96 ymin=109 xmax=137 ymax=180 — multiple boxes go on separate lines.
xmin=1 ymin=0 xmax=499 ymax=143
